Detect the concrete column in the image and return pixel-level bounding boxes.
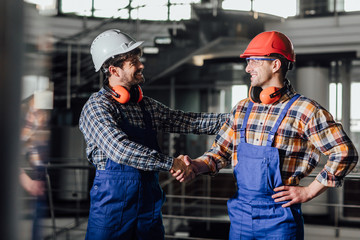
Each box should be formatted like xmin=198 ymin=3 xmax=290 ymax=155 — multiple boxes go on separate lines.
xmin=296 ymin=66 xmax=329 ymax=109
xmin=339 ymin=60 xmax=351 ymax=134
xmin=296 ymin=65 xmax=330 ymax=215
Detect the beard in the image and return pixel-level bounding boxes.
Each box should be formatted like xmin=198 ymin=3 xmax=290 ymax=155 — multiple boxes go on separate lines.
xmin=134 ymin=70 xmax=145 ymax=84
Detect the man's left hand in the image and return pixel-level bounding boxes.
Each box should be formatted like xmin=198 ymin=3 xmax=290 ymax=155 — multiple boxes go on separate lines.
xmin=272 ymin=185 xmax=311 ymax=208
xmin=272 ymin=180 xmax=329 ymax=208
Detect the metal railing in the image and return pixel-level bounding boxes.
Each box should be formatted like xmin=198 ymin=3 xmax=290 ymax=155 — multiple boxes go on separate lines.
xmin=20 ymin=162 xmax=360 ymax=240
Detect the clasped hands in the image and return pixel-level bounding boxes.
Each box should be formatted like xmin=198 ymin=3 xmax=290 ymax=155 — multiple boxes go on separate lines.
xmin=170 ymin=155 xmax=198 ymax=183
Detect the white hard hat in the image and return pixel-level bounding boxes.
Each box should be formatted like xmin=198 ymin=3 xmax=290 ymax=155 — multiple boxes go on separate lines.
xmin=90 ymin=29 xmax=144 ymax=72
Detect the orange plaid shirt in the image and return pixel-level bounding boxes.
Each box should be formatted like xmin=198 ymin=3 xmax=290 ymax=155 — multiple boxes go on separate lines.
xmin=200 ymin=85 xmax=358 ymax=187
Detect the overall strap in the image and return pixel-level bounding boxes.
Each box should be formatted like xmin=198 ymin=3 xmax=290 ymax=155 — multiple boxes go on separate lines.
xmin=266 ymin=94 xmax=300 ymax=147
xmin=117 ymin=101 xmax=153 ymax=130
xmin=139 ymin=100 xmax=161 ymax=152
xmin=240 ymin=101 xmax=254 ymax=143
xmin=139 ymin=100 xmax=154 ymax=130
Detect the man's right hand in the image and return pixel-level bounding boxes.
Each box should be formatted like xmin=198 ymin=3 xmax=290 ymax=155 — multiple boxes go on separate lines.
xmin=170 ymin=155 xmax=197 ymax=182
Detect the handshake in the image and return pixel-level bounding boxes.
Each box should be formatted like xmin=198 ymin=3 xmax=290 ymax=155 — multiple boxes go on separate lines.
xmin=170 ymin=155 xmax=206 ymax=183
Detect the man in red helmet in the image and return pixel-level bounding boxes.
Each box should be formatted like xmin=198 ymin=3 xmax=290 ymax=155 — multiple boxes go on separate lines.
xmin=173 ymin=31 xmax=358 ymax=239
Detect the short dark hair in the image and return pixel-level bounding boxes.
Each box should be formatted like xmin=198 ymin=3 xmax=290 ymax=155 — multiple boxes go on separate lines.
xmin=102 ymin=47 xmax=142 ymax=77
xmin=269 ymin=53 xmax=291 ymax=78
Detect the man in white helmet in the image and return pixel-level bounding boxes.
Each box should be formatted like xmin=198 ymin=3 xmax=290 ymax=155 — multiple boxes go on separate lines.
xmin=79 ymin=29 xmax=229 ymax=239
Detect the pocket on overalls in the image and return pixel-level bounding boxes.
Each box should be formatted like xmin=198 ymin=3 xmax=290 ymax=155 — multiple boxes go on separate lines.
xmin=252 ymin=202 xmax=298 ymax=239
xmin=235 ymin=157 xmax=268 ymax=192
xmin=88 ymin=177 xmax=126 ymax=229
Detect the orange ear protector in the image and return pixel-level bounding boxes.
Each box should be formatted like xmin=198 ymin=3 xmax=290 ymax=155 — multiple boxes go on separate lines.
xmin=104 ymin=84 xmax=143 ymax=104
xmin=249 ymin=86 xmax=286 ymax=104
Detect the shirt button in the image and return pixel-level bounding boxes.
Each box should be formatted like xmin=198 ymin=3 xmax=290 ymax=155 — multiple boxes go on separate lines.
xmin=96 ymin=172 xmax=99 ymax=176
xmin=94 ymin=185 xmax=98 ymax=190
xmin=256 ymin=139 xmax=259 ymax=141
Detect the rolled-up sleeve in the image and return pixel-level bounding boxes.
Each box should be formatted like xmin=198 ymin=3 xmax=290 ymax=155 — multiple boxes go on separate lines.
xmin=197 ymin=108 xmax=235 ymax=175
xmin=306 ymin=109 xmax=358 ymax=187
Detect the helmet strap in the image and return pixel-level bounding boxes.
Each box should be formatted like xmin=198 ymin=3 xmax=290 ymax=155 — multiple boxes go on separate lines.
xmin=287 ymin=62 xmax=293 ymax=70
xmin=101 ymin=67 xmax=109 ymax=73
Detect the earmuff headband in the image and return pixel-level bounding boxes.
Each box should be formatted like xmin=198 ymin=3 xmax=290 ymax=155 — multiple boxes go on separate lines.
xmin=104 ymin=84 xmax=120 ymax=98
xmin=269 ymin=88 xmax=286 ymax=98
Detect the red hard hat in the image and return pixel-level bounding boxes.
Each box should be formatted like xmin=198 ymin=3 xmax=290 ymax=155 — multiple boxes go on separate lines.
xmin=240 ymin=31 xmax=295 ymax=62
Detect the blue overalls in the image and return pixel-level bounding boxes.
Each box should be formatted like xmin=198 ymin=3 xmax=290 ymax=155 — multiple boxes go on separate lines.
xmin=85 ymin=102 xmax=165 ymax=240
xmin=227 ymin=94 xmax=304 ymax=240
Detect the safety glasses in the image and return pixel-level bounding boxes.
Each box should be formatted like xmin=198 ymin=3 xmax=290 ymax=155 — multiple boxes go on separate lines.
xmin=246 ymin=57 xmax=277 ymax=67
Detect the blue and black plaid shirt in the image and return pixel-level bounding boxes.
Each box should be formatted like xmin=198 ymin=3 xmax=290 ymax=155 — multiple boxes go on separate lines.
xmin=79 ymin=88 xmax=229 ymax=171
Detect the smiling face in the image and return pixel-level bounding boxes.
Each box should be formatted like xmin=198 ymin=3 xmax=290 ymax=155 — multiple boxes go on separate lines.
xmin=245 ymin=56 xmax=277 ymax=89
xmin=118 ymin=56 xmax=145 ymax=87
xmin=107 ymin=54 xmax=145 ymax=90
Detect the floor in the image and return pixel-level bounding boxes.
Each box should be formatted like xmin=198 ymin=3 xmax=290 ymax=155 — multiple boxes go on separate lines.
xmin=20 ymin=217 xmax=360 ymax=240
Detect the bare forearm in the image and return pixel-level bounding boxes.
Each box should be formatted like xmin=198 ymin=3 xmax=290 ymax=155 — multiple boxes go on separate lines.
xmin=307 ymin=179 xmax=329 ymax=199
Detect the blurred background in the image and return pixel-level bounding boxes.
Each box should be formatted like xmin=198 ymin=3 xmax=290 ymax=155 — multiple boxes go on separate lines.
xmin=1 ymin=0 xmax=360 ymax=239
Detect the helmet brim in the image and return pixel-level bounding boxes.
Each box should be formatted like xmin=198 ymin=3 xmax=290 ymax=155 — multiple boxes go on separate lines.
xmin=95 ymin=41 xmax=144 ymax=72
